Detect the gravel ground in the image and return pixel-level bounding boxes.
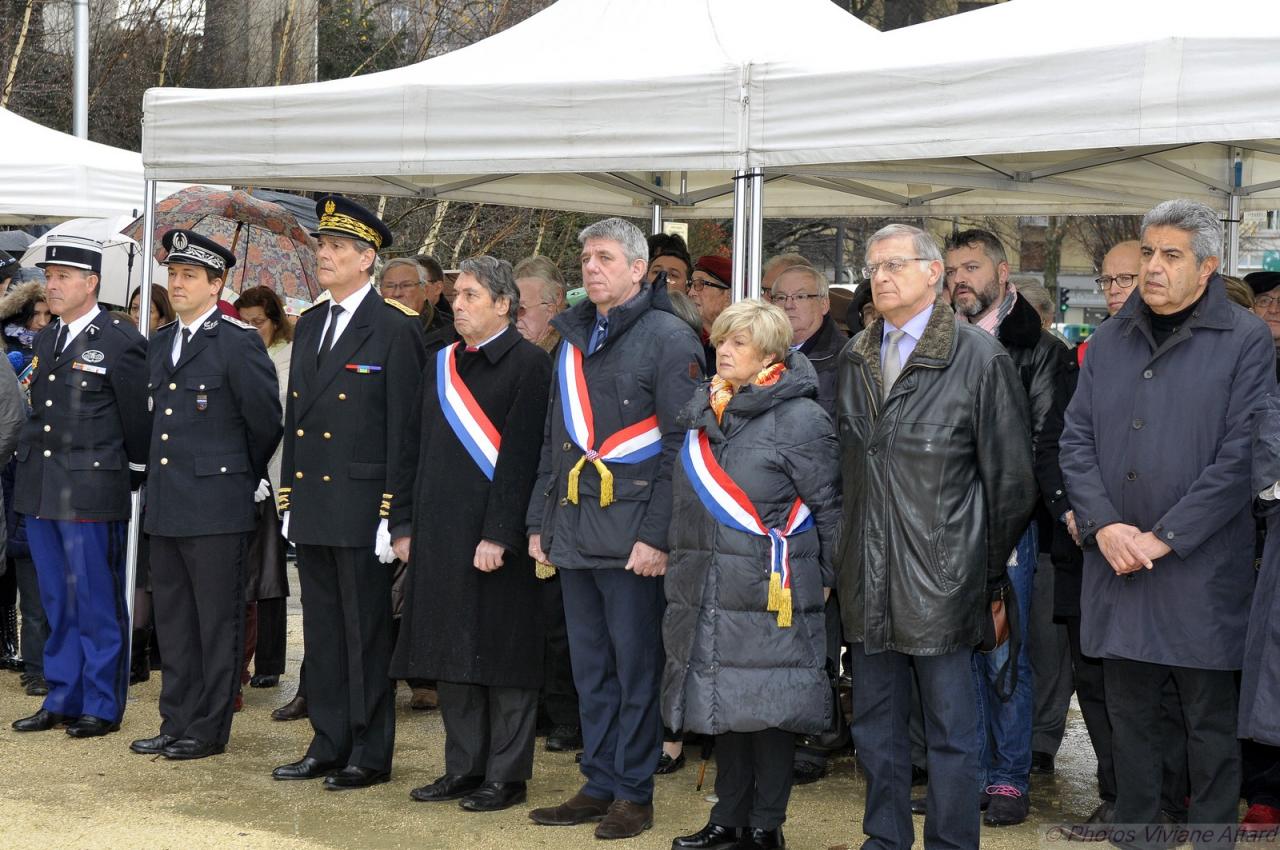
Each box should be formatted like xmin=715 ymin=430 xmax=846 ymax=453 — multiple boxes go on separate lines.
xmin=0 ymin=576 xmax=1115 ymax=850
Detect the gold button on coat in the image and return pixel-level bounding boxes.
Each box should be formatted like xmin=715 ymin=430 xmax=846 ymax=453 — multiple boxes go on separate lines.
xmin=295 ymin=472 xmax=304 ymax=479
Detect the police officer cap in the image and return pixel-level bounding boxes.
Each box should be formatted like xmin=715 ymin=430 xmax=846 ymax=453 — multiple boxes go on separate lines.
xmin=1245 ymin=271 xmax=1280 ymax=297
xmin=311 ymin=194 xmax=393 ymax=251
xmin=36 ymin=234 xmax=102 ymax=274
xmin=162 ymin=229 xmax=237 ymax=274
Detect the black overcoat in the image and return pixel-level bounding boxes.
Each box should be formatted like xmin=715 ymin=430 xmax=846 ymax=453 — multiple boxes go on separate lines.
xmin=1240 ymin=393 xmax=1280 ymax=745
xmin=390 ymin=326 xmax=551 ymax=688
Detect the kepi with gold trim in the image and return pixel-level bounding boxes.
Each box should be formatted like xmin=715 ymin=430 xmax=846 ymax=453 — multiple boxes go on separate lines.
xmin=311 ymin=194 xmax=393 ymax=250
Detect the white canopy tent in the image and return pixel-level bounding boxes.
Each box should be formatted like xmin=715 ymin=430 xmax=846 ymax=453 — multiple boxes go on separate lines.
xmin=0 ymin=107 xmax=186 ymax=225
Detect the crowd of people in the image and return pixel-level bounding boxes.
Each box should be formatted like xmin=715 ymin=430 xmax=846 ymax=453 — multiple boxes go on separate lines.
xmin=1 ymin=194 xmax=1279 ymax=850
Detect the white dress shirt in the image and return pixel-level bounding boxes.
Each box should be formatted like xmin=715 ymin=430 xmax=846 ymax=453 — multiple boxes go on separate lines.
xmin=171 ymin=304 xmax=219 ymax=365
xmin=55 ymin=305 xmax=102 ymax=354
xmin=317 ymin=282 xmax=375 ymax=354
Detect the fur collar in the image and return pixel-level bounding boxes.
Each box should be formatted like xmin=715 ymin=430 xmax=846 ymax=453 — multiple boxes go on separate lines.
xmin=851 ymin=296 xmax=957 ymax=381
xmin=995 ymin=292 xmax=1043 ymax=351
xmin=0 ymin=281 xmax=44 ymax=323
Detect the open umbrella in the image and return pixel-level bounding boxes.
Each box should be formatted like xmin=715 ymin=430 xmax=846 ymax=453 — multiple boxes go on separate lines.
xmin=20 ymin=215 xmax=165 ymax=307
xmin=124 ymin=187 xmax=319 ymax=302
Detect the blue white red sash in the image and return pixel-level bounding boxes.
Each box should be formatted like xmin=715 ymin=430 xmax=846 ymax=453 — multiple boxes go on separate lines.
xmin=557 ymin=341 xmax=662 ymax=506
xmin=437 ymin=343 xmax=501 ymax=480
xmin=680 ymin=428 xmax=812 ymax=628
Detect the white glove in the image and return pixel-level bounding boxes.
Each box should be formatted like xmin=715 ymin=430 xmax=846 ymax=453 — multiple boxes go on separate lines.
xmin=374 ymin=518 xmax=395 ymax=564
xmin=1261 ymin=481 xmax=1280 ymax=501
xmin=281 ymin=511 xmax=291 ymax=542
xmin=254 ymin=479 xmax=271 ymax=503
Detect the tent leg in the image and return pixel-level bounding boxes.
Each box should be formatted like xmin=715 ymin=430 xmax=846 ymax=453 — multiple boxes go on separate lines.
xmin=747 ymin=168 xmax=764 ymax=300
xmin=123 ymin=180 xmax=157 ymax=645
xmin=650 ymin=203 xmax=663 ymax=236
xmin=731 ymin=170 xmax=749 ymax=301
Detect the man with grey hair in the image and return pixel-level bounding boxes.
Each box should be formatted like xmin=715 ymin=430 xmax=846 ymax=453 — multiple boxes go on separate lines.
xmin=837 ymin=223 xmax=1036 ymax=849
xmin=527 ymin=217 xmax=703 ymax=839
xmin=1061 ymin=199 xmax=1276 ymax=842
xmin=379 ymin=258 xmax=435 ymax=330
xmin=389 ymin=255 xmax=550 ymax=813
xmin=768 ymin=262 xmax=846 ymax=418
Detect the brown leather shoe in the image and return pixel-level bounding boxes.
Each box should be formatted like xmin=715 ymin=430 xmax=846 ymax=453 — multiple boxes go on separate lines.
xmin=594 ymin=800 xmax=653 ymax=840
xmin=271 ymin=694 xmax=308 ymax=721
xmin=528 ymin=791 xmax=612 ymax=826
xmin=409 ymin=686 xmax=437 ymax=711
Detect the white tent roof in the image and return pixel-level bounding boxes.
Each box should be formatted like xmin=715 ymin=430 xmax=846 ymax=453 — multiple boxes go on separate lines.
xmin=140 ymin=0 xmax=1280 ymax=218
xmin=0 ymin=108 xmax=186 ymax=225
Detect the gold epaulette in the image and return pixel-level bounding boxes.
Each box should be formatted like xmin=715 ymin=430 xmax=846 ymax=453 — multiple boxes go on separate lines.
xmin=384 ymin=298 xmax=419 ymax=317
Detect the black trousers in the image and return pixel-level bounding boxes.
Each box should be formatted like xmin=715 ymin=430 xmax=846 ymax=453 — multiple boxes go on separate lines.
xmin=712 ymin=728 xmax=796 ymax=830
xmin=151 ymin=533 xmax=248 ymax=747
xmin=14 ymin=556 xmax=49 ymax=680
xmin=1105 ymin=659 xmax=1239 ymax=843
xmin=540 ymin=575 xmax=579 ymax=728
xmin=1242 ymin=740 xmax=1280 ymax=808
xmin=795 ymin=593 xmax=843 ymax=770
xmin=297 ymin=544 xmax=395 ymax=772
xmin=438 ymin=681 xmax=539 ymax=782
xmin=252 ymin=596 xmax=287 ymax=676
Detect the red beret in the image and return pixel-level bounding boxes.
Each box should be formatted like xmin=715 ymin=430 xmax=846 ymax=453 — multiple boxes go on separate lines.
xmin=695 ymin=255 xmax=732 ymax=286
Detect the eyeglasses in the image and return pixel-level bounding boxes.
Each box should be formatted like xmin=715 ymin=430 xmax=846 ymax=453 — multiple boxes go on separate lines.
xmin=690 ymin=278 xmax=730 ymax=292
xmin=1095 ymin=274 xmax=1139 ymax=292
xmin=517 ymin=302 xmax=556 ymax=317
xmin=1256 ymin=295 xmax=1280 ymax=311
xmin=381 ymin=282 xmax=423 ymax=294
xmin=861 ymin=257 xmax=931 ymax=279
xmin=769 ymin=292 xmax=821 ymax=305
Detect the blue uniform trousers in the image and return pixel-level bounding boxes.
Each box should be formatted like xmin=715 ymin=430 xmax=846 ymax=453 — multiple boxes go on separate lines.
xmin=27 ymin=518 xmax=129 ymax=723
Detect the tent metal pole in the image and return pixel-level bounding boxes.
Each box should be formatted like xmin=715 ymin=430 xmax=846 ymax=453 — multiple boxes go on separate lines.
xmin=1225 ymin=148 xmax=1243 ymax=276
xmin=124 ymin=180 xmax=157 ymax=644
xmin=72 ymin=0 xmax=88 ymax=138
xmin=731 ymin=169 xmax=749 ymax=301
xmin=747 ymin=167 xmax=764 ymax=300
xmin=651 ymin=203 xmax=663 ymax=235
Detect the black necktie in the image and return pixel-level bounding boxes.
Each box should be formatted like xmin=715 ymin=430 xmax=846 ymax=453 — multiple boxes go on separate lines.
xmin=174 ymin=328 xmax=191 ymax=365
xmin=54 ymin=322 xmax=68 ymax=356
xmin=318 ymin=304 xmax=344 ymax=367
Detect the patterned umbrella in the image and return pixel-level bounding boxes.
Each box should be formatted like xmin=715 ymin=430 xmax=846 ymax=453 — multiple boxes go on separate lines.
xmin=125 ymin=187 xmax=319 ymax=302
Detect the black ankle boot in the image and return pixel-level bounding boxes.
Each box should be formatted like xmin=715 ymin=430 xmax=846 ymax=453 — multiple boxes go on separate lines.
xmin=0 ymin=606 xmax=21 ymax=671
xmin=130 ymin=627 xmax=151 ymax=684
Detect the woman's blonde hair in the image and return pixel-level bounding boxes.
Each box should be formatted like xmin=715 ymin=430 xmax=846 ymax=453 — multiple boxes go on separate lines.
xmin=709 ymin=298 xmax=793 ymax=364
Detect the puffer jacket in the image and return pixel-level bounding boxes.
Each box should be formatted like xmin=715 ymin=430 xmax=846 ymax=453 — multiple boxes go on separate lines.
xmin=836 ymin=298 xmax=1037 ymax=656
xmin=662 ymin=351 xmax=841 ymax=735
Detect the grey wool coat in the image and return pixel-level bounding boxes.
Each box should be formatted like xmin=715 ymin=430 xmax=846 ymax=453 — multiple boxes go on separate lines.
xmin=1240 ymin=393 xmax=1280 ymax=744
xmin=661 ymin=352 xmax=841 ymax=736
xmin=1060 ymin=276 xmax=1276 ymax=670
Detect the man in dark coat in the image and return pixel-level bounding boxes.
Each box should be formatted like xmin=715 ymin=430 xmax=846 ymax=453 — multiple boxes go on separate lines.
xmin=11 ymin=234 xmax=151 ymax=738
xmin=945 ymin=227 xmax=1071 ymax=825
xmin=1060 ymin=199 xmax=1276 ymax=844
xmin=836 ymin=224 xmax=1036 ymax=850
xmin=526 ymin=217 xmax=703 ymax=840
xmin=271 ymin=195 xmax=426 ymax=790
xmin=128 ymin=230 xmax=281 ymax=761
xmin=390 ymin=256 xmax=551 ymax=813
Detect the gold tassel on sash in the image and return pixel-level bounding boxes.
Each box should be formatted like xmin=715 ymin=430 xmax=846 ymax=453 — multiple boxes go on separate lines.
xmin=535 ymin=561 xmax=557 ymax=579
xmin=566 ymin=454 xmax=615 ymax=508
xmin=766 ymin=571 xmax=793 ymax=628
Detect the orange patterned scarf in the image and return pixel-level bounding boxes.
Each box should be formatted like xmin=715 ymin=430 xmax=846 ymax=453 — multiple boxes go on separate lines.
xmin=709 ymin=362 xmax=786 ymax=423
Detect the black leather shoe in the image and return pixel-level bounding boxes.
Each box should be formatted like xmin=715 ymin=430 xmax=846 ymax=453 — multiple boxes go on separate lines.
xmin=459 ymin=781 xmax=527 ymax=812
xmin=12 ymin=709 xmax=71 ymax=732
xmin=249 ymin=674 xmax=279 ymax=688
xmin=734 ymin=827 xmax=784 ymax=849
xmin=672 ymin=821 xmax=741 ymax=849
xmin=271 ymin=694 xmax=308 ymax=721
xmin=656 ymin=752 xmax=686 ymax=775
xmin=65 ymin=715 xmax=119 ymax=738
xmin=272 ymin=756 xmax=341 ymax=780
xmin=162 ymin=737 xmax=225 ymax=760
xmin=910 ymin=764 xmax=928 ymax=787
xmin=792 ymin=760 xmax=826 ymax=785
xmin=1031 ymin=750 xmax=1056 ymax=775
xmin=410 ymin=774 xmax=484 ymax=802
xmin=130 ymin=733 xmax=178 ymax=754
xmin=910 ymin=796 xmax=927 ymax=815
xmin=324 ymin=765 xmax=390 ymax=790
xmin=545 ymin=724 xmax=583 ymax=752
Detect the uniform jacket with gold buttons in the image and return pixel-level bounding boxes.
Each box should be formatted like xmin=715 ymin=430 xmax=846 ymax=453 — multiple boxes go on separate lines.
xmin=144 ymin=311 xmax=282 ymax=537
xmin=15 ymin=308 xmax=151 ymax=522
xmin=280 ymin=288 xmax=426 ymax=547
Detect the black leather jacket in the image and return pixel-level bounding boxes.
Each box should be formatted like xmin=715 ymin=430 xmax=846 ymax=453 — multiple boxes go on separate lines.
xmin=835 ymin=299 xmax=1037 ymax=655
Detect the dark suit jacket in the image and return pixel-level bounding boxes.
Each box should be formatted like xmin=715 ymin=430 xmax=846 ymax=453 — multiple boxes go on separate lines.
xmin=143 ymin=310 xmax=282 ymax=537
xmin=15 ymin=307 xmax=151 ymax=521
xmin=280 ymin=287 xmax=426 ymax=547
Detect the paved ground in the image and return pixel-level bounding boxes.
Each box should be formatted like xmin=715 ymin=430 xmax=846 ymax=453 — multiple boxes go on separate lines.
xmin=0 ymin=575 xmax=1118 ymax=850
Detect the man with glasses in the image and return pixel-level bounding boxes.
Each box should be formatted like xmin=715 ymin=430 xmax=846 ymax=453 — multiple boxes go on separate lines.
xmin=769 ymin=263 xmax=846 ymax=418
xmin=514 ymin=256 xmax=567 ymax=354
xmin=1096 ymin=241 xmax=1143 ymax=321
xmin=1247 ymin=272 xmax=1280 ymax=380
xmin=380 ymin=258 xmax=435 ymax=331
xmin=689 ymin=255 xmax=733 ymax=365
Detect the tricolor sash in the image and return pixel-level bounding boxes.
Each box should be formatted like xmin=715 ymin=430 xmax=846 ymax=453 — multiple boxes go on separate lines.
xmin=680 ymin=429 xmax=813 ymax=628
xmin=557 ymin=341 xmax=662 ymax=507
xmin=437 ymin=343 xmax=501 ymax=480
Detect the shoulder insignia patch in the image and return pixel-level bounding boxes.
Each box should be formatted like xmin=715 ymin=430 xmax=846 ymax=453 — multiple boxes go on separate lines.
xmin=156 ymin=319 xmax=178 ymax=332
xmin=221 ymin=314 xmax=254 ymax=330
xmin=384 ymin=298 xmax=419 ymax=317
xmin=300 ymin=299 xmax=328 ymax=315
